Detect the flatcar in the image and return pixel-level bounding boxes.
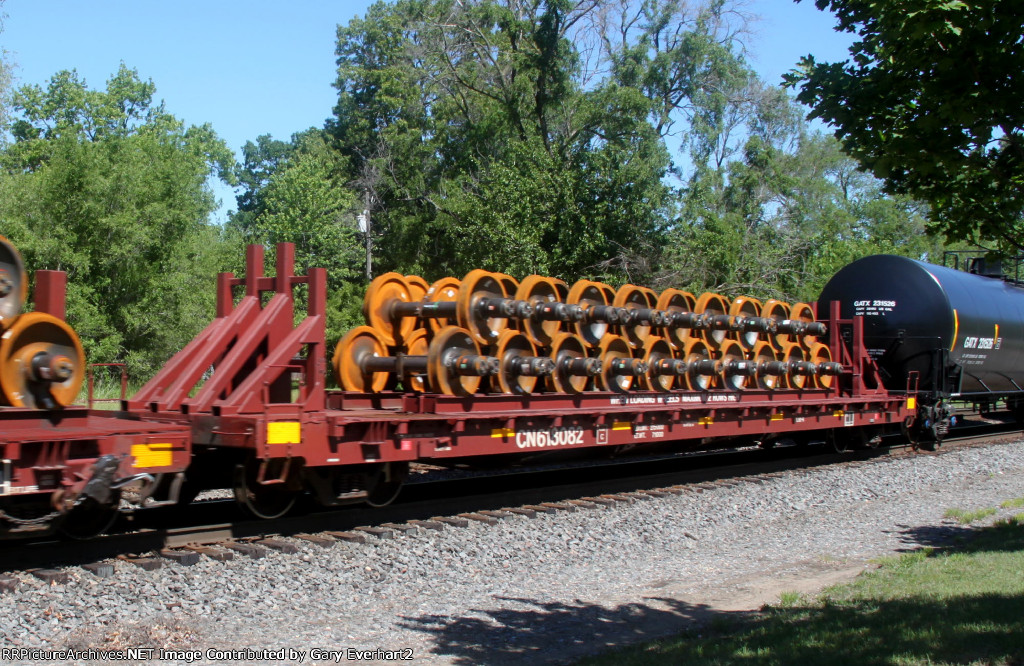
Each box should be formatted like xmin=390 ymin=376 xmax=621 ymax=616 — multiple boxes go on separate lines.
xmin=3 ymin=239 xmax=1017 ymax=538
xmin=0 ymin=237 xmax=189 ymax=539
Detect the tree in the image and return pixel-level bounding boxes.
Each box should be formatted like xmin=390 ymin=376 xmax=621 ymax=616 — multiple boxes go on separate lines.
xmin=0 ymin=65 xmax=237 ymax=376
xmin=784 ymin=1 xmax=1024 ymax=254
xmin=232 ymin=130 xmax=361 ymax=286
xmin=327 ymin=0 xmax=758 ymax=282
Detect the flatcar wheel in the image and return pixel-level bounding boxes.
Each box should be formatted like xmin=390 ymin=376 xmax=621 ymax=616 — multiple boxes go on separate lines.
xmin=233 ymin=462 xmax=297 ymax=520
xmin=364 ymin=462 xmax=409 ymax=508
xmin=59 ymin=494 xmax=120 ymax=540
xmin=826 ymin=429 xmax=851 ymax=454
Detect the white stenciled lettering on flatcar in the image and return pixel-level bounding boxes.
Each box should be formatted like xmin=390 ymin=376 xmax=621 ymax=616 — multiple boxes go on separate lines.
xmin=515 ymin=427 xmax=585 ymax=449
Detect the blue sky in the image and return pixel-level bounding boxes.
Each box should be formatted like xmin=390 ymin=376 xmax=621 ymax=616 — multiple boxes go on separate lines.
xmin=1 ymin=1 xmax=854 ymax=220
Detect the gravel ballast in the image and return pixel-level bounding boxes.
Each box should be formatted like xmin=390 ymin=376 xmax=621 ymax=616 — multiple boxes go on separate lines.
xmin=4 ymin=440 xmax=1024 ymax=665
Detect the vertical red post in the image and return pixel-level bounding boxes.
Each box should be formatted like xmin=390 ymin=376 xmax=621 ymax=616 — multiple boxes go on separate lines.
xmin=246 ymin=244 xmax=264 ymax=298
xmin=34 ymin=270 xmax=67 ymax=320
xmin=275 ymin=243 xmax=295 ymax=294
xmin=216 ymin=272 xmax=234 ymax=318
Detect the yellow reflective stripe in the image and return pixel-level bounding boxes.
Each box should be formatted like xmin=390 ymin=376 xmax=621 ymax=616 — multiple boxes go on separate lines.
xmin=612 ymin=421 xmax=632 ymax=431
xmin=131 ymin=443 xmax=174 ymax=468
xmin=950 ymin=308 xmax=959 ymax=351
xmin=491 ymin=428 xmax=515 ymax=438
xmin=267 ymin=421 xmax=301 ymax=445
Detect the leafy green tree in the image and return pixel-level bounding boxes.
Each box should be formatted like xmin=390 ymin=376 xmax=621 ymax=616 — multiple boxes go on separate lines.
xmin=233 ymin=130 xmax=361 ymax=284
xmin=664 ymin=80 xmax=945 ymax=302
xmin=0 ymin=65 xmax=237 ymax=376
xmin=784 ymin=1 xmax=1024 ymax=254
xmin=328 ymin=0 xmax=699 ymax=283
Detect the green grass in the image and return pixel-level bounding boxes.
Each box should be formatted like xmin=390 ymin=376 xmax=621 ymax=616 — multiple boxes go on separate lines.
xmin=579 ymin=506 xmax=1024 ymax=666
xmin=1000 ymin=497 xmax=1024 ymax=510
xmin=943 ymin=506 xmax=997 ymax=524
xmin=73 ymin=373 xmax=142 ymax=409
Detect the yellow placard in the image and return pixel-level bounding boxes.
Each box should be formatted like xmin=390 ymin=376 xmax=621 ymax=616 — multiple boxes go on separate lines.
xmin=131 ymin=442 xmax=174 ymax=468
xmin=907 ymin=397 xmax=917 ymax=410
xmin=267 ymin=421 xmax=301 ymax=445
xmin=490 ymin=427 xmax=515 ymax=438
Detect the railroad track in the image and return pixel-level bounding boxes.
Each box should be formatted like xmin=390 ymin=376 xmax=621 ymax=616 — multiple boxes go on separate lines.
xmin=1 ymin=418 xmax=1020 ymax=588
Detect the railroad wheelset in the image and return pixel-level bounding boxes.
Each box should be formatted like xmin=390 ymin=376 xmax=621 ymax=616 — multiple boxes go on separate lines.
xmin=0 ymin=237 xmax=86 ymax=409
xmin=348 ymin=266 xmax=836 ymax=397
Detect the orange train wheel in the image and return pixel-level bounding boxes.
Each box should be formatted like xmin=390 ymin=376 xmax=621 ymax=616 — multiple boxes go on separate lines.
xmin=0 ymin=312 xmax=85 ymax=408
xmin=641 ymin=336 xmax=677 ymax=392
xmin=362 ymin=272 xmax=415 ymax=347
xmin=760 ymin=299 xmax=790 ymax=351
xmin=516 ymin=275 xmax=562 ymax=347
xmin=596 ymin=334 xmax=636 ymax=393
xmin=494 ymin=329 xmax=540 ymax=395
xmin=680 ymin=338 xmax=714 ymax=391
xmin=694 ymin=292 xmax=731 ymax=350
xmin=402 ymin=329 xmax=430 ymax=392
xmin=494 ymin=273 xmax=520 ymax=301
xmin=425 ymin=277 xmax=461 ymax=335
xmin=566 ymin=280 xmax=611 ymax=348
xmin=749 ymin=341 xmax=781 ymax=390
xmin=716 ymin=339 xmax=750 ymax=391
xmin=790 ymin=302 xmax=819 ymax=349
xmin=656 ymin=288 xmax=697 ymax=350
xmin=404 ymin=275 xmax=430 ymax=339
xmin=729 ymin=296 xmax=763 ymax=350
xmin=779 ymin=342 xmax=810 ymax=390
xmin=333 ymin=326 xmax=391 ymax=393
xmin=548 ymin=332 xmax=593 ymax=394
xmin=613 ymin=284 xmax=658 ymax=349
xmin=808 ymin=342 xmax=836 ymax=389
xmin=426 ymin=325 xmax=487 ymax=397
xmin=457 ymin=269 xmax=509 ymax=346
xmin=405 ymin=275 xmax=429 ymax=304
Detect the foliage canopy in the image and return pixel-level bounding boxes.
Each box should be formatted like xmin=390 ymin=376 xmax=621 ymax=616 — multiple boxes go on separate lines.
xmin=785 ymin=0 xmax=1024 ymax=254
